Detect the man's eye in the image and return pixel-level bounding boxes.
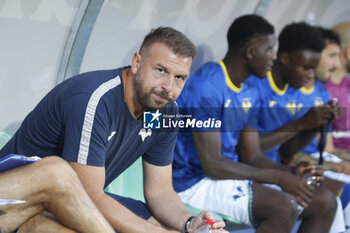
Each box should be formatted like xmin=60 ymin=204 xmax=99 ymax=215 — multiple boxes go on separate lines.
xmin=157 ymin=68 xmax=164 ymax=73
xmin=175 ymin=76 xmax=185 ymax=81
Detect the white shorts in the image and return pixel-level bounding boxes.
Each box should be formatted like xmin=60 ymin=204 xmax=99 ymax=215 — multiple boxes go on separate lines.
xmin=310 ymin=151 xmax=350 ymax=183
xmin=178 ymin=177 xmax=255 ymax=227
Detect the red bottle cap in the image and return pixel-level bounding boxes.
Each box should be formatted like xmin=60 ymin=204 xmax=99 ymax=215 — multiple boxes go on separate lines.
xmin=206 ymin=219 xmax=215 ymax=226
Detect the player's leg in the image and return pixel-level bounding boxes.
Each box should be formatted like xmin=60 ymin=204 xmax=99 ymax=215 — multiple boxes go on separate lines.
xmin=340 ymin=183 xmax=350 ymax=229
xmin=253 ymin=182 xmax=298 ymax=233
xmin=0 ymin=156 xmax=114 ymax=233
xmin=17 ymin=213 xmax=77 ymax=233
xmin=177 ymin=178 xmax=298 ymax=232
xmin=298 ymin=187 xmax=337 ymax=233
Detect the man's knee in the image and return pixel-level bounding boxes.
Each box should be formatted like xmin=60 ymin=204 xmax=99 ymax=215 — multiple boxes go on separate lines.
xmin=35 ymin=156 xmax=80 ymax=193
xmin=254 ymin=185 xmax=298 ymax=222
xmin=310 ymin=187 xmax=337 ymax=216
xmin=272 ymin=192 xmax=299 ymax=220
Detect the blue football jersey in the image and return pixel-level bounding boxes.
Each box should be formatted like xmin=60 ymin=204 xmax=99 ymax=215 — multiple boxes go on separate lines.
xmin=172 ymin=61 xmax=261 ymax=192
xmin=253 ymin=71 xmax=307 ymax=162
xmin=300 ymin=81 xmax=331 ymax=154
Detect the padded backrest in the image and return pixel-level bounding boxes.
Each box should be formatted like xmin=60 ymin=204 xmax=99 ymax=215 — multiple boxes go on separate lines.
xmin=0 ymin=131 xmax=13 ymax=150
xmin=104 ymin=157 xmax=145 ymax=202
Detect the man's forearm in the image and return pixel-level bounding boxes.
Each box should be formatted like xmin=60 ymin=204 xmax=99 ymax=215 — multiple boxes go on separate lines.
xmin=279 ymin=130 xmax=318 ymax=162
xmin=244 ymin=152 xmax=290 ymax=172
xmin=91 ymin=192 xmax=166 ymax=233
xmin=288 ymin=152 xmax=350 ymax=174
xmin=333 ymin=148 xmax=350 ymax=161
xmin=145 ymin=189 xmax=192 ymax=233
xmin=259 ymin=120 xmax=303 ymax=152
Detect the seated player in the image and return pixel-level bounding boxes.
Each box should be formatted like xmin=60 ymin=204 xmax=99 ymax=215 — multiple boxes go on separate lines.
xmin=173 ymin=15 xmax=335 ymax=233
xmin=251 ymin=22 xmax=342 ymax=232
xmin=286 ymin=26 xmax=350 ymax=230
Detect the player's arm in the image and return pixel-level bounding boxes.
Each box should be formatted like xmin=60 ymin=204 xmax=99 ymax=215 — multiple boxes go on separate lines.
xmin=237 ymin=126 xmax=290 ymax=171
xmin=69 ymin=162 xmax=168 ymax=233
xmin=143 ymin=160 xmax=227 ymax=233
xmin=260 ymin=104 xmax=333 ymax=153
xmin=285 ymin=151 xmax=350 ymax=175
xmin=325 ymin=134 xmax=350 ymax=161
xmin=236 ymin=127 xmax=320 ymax=203
xmin=192 ymin=130 xmax=310 ymax=192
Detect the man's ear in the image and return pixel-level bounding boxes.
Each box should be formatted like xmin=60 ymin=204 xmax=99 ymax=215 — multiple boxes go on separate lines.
xmin=279 ymin=51 xmax=290 ymax=65
xmin=244 ymin=45 xmax=254 ymax=60
xmin=131 ymin=52 xmax=142 ymax=75
xmin=344 ymin=47 xmax=350 ymax=61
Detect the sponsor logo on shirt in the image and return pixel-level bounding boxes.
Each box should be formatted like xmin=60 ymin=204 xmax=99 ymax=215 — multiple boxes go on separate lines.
xmin=269 ymin=100 xmax=277 ymax=107
xmin=139 ymin=128 xmax=152 ymax=142
xmin=314 ymin=97 xmax=324 ymax=107
xmin=242 ymin=98 xmax=251 ymax=113
xmin=224 ymin=99 xmax=231 ymax=108
xmin=286 ymin=100 xmax=303 ymax=116
xmin=108 ymin=131 xmax=116 ymax=141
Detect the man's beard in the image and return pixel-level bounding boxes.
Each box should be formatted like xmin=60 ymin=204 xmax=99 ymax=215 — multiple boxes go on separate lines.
xmin=134 ymin=73 xmax=172 ymax=111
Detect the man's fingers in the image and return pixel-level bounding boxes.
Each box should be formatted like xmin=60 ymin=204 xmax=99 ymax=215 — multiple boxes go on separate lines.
xmin=212 ymin=220 xmax=226 ymax=229
xmin=295 ymin=196 xmax=309 ymax=208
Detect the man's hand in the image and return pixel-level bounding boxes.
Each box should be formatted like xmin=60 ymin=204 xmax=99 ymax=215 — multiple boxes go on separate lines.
xmin=328 ymin=99 xmax=342 ymax=121
xmin=298 ymin=105 xmax=333 ymax=131
xmin=294 ymin=161 xmax=324 ymax=186
xmin=293 ymin=161 xmax=323 ymax=177
xmin=188 ymin=211 xmax=228 ymax=233
xmin=277 ymin=172 xmax=314 ymax=208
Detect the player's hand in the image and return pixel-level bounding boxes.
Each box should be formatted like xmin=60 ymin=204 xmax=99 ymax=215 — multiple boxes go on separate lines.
xmin=188 ymin=211 xmax=228 ymax=233
xmin=293 ymin=161 xmax=323 ymax=177
xmin=299 ymin=105 xmax=333 ymax=130
xmin=278 ymin=172 xmax=314 ymax=208
xmin=328 ymin=99 xmax=342 ymax=121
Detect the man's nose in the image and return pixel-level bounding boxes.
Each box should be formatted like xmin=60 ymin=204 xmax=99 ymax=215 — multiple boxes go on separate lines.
xmin=161 ymin=76 xmax=174 ymax=91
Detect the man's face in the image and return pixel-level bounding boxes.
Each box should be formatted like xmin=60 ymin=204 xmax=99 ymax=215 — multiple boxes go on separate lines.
xmin=316 ymin=42 xmax=341 ymax=83
xmin=132 ymin=42 xmax=192 ymax=111
xmin=283 ymin=50 xmax=321 ymax=88
xmin=249 ymin=34 xmax=277 ymax=78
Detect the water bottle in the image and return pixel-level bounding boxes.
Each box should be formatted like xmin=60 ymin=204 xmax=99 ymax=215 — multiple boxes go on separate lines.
xmin=195 ymin=219 xmax=215 ymax=233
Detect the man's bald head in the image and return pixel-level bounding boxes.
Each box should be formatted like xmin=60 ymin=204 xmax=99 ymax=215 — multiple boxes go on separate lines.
xmin=333 ymin=22 xmax=350 ymax=50
xmin=333 ymin=22 xmax=350 ymax=73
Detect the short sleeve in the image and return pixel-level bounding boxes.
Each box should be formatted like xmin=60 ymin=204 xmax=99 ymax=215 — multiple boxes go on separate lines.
xmin=62 ymin=94 xmax=108 ymax=166
xmin=178 ymin=77 xmax=223 ymax=132
xmin=245 ymin=78 xmax=263 ymax=129
xmin=142 ymin=129 xmax=178 ymax=166
xmin=246 ymin=97 xmax=261 ymax=129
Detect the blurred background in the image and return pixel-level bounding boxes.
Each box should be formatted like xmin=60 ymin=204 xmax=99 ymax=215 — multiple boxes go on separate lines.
xmin=1 ymin=0 xmax=350 ymax=133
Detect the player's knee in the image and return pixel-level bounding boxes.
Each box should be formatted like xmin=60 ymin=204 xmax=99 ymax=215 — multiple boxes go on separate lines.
xmin=312 ymin=188 xmax=337 ymax=217
xmin=260 ymin=191 xmax=298 ymax=222
xmin=274 ymin=192 xmax=299 ymax=221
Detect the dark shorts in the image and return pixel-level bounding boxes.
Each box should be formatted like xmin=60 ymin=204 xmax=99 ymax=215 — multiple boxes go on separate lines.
xmin=106 ymin=192 xmax=152 ymax=220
